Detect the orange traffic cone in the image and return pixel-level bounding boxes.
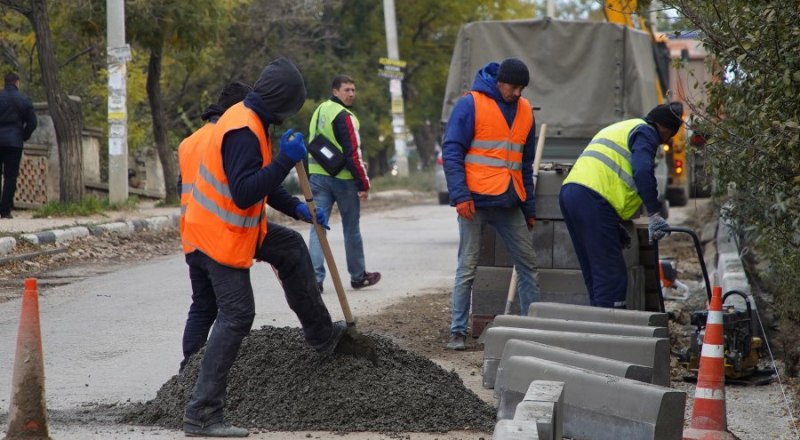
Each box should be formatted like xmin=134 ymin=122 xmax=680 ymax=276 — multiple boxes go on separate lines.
xmin=683 ymin=285 xmax=735 ymax=440
xmin=4 ymin=278 xmax=51 ymax=440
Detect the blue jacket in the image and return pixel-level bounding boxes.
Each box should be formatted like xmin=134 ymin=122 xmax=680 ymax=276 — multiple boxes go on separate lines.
xmin=0 ymin=84 xmax=37 ymax=149
xmin=629 ymin=118 xmax=663 ymax=215
xmin=442 ymin=62 xmax=537 ymax=218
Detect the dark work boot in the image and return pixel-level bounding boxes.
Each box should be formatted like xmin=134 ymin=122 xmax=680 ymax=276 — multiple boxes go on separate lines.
xmin=446 ymin=332 xmax=466 ymax=351
xmin=183 ymin=420 xmax=249 ymax=437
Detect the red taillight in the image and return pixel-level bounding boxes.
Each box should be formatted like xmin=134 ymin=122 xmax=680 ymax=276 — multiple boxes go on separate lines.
xmin=674 ymin=159 xmax=684 ymax=175
xmin=690 ymin=134 xmax=706 ymax=147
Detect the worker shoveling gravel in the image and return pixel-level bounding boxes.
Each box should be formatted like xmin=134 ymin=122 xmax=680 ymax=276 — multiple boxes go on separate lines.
xmin=122 ymin=326 xmax=495 ymax=433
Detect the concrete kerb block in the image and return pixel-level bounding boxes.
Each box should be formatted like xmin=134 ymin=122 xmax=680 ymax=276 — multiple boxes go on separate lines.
xmin=492 ymin=419 xmax=540 ymax=440
xmin=491 ymin=339 xmax=653 ymax=393
xmin=516 ymin=380 xmax=564 ymax=440
xmin=144 ymin=215 xmax=173 ymax=231
xmin=497 ymin=356 xmax=686 ymax=440
xmin=89 ymin=222 xmax=133 ymax=236
xmin=51 ymin=226 xmax=90 ymax=243
xmin=492 ymin=314 xmax=669 ymax=338
xmin=514 ymin=401 xmax=555 ymax=440
xmin=482 ymin=327 xmax=670 ymax=387
xmin=717 ymin=252 xmax=744 ymax=274
xmin=527 ymin=302 xmax=668 ymax=327
xmin=0 ymin=236 xmax=17 ymax=256
xmin=716 ymin=221 xmax=738 ymax=255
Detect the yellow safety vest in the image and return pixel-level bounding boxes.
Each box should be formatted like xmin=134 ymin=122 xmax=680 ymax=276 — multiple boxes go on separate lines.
xmin=308 ymin=100 xmax=358 ymax=179
xmin=563 ymin=119 xmax=651 ymax=220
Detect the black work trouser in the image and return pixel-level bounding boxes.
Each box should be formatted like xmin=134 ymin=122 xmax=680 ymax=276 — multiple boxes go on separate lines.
xmin=180 ymin=252 xmax=218 ymax=372
xmin=184 ymin=222 xmax=335 ymax=425
xmin=0 ymin=147 xmax=23 ymax=216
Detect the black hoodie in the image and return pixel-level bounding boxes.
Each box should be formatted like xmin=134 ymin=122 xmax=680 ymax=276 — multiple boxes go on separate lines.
xmin=221 ymin=57 xmax=307 ymax=215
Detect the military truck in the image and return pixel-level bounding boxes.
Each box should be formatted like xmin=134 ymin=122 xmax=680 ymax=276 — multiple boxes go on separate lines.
xmin=440 ymin=19 xmax=668 ymax=335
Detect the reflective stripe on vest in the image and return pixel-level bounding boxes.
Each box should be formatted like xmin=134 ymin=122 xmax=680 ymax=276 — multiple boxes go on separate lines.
xmin=563 ymin=119 xmax=651 ymax=220
xmin=182 ymin=102 xmax=271 ymax=268
xmin=465 ymin=91 xmax=533 ymax=198
xmin=177 ymin=121 xmax=216 ymax=253
xmin=307 ymin=100 xmax=359 ymax=179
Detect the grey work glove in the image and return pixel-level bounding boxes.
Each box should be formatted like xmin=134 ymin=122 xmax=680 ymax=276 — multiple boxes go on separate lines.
xmin=648 ymin=213 xmax=671 ymax=243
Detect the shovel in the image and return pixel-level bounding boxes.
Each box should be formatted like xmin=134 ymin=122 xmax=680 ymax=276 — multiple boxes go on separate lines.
xmin=293 ymin=162 xmax=377 ymax=362
xmin=503 ymin=123 xmax=548 ymax=316
xmin=294 ymin=163 xmax=355 ymax=326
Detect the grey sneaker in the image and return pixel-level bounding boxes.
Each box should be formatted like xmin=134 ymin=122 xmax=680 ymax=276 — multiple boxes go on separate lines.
xmin=183 ymin=421 xmax=249 ymax=437
xmin=446 ymin=332 xmax=466 ymax=351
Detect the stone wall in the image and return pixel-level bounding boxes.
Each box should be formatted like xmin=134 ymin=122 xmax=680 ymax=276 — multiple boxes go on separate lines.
xmin=17 ymin=99 xmax=166 ymax=208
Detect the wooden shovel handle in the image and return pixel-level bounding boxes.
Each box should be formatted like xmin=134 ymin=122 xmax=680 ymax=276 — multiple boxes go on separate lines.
xmin=294 ymin=163 xmax=355 ymax=325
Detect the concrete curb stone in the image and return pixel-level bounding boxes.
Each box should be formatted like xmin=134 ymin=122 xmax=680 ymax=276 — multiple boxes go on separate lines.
xmin=0 ymin=212 xmax=180 ymax=258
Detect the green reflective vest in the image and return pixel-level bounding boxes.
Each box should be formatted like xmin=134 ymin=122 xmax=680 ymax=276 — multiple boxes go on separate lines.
xmin=308 ymin=100 xmax=359 ymax=179
xmin=563 ymin=118 xmax=651 ymax=220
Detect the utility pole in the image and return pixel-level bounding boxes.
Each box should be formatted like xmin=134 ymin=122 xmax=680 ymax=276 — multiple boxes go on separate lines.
xmin=107 ymin=0 xmax=131 ymax=203
xmin=382 ymin=0 xmax=409 ymax=177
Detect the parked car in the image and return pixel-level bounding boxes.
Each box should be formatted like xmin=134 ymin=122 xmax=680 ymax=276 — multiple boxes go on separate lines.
xmin=434 ymin=149 xmax=449 ymax=205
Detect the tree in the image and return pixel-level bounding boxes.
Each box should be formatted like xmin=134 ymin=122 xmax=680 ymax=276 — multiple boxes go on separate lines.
xmin=663 ymin=1 xmax=800 ymax=315
xmin=126 ymin=0 xmax=231 ymax=204
xmin=1 ymin=0 xmax=84 ymax=202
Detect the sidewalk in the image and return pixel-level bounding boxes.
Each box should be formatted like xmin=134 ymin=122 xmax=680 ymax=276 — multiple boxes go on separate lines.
xmin=0 ymin=202 xmax=180 ymax=257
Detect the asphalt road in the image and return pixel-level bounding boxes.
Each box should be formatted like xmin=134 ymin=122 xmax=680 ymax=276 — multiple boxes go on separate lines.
xmin=0 ymin=198 xmax=796 ymax=439
xmin=0 ymin=201 xmax=472 ymax=439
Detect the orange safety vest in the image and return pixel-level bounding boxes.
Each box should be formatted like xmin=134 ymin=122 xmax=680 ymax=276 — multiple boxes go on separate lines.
xmin=178 ymin=122 xmax=216 ymax=254
xmin=182 ymin=102 xmax=271 ymax=268
xmin=466 ymin=91 xmax=533 ymax=200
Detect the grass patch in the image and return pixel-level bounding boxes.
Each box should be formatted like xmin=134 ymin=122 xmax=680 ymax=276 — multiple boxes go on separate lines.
xmin=370 ymin=171 xmax=436 ymax=193
xmin=33 ymin=196 xmax=140 ymax=218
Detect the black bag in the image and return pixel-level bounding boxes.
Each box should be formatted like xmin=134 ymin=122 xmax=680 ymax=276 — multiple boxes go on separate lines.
xmin=307 ymin=134 xmax=346 ymax=176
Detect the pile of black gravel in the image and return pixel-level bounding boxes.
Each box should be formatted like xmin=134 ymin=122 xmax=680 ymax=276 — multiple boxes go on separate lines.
xmin=122 ymin=326 xmax=495 ymax=433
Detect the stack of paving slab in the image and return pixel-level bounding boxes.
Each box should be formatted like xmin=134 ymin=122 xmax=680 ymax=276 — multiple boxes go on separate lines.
xmin=488 ymin=302 xmax=686 ymax=440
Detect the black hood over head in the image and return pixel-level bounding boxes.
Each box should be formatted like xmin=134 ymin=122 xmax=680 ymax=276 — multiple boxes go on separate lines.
xmin=201 ymin=81 xmax=252 ymax=121
xmin=253 ymin=57 xmax=306 ymax=125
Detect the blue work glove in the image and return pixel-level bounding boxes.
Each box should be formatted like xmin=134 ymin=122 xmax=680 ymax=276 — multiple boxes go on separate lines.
xmin=648 ymin=213 xmax=671 ymax=243
xmin=279 ymin=129 xmax=307 ymax=163
xmin=295 ymin=203 xmax=330 ymax=230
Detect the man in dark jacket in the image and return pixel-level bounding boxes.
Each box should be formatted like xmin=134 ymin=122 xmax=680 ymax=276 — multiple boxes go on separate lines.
xmin=181 ymin=58 xmax=372 ymax=438
xmin=0 ymin=72 xmax=37 ymax=219
xmin=559 ymin=102 xmax=682 ymax=309
xmin=442 ymin=58 xmax=541 ymax=350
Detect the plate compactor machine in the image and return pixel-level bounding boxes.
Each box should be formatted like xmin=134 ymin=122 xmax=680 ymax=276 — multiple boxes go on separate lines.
xmin=668 ymin=228 xmax=769 ymax=383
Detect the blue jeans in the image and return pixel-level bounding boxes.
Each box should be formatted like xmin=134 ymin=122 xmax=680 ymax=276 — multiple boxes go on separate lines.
xmin=559 ymin=183 xmax=628 ymax=308
xmin=308 ymin=174 xmax=367 ymax=283
xmin=450 ymin=207 xmax=540 ymax=334
xmin=185 ymin=223 xmax=335 ymax=425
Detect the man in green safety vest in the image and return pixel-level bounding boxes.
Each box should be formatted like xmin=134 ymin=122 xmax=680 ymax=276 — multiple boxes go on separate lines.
xmin=559 ymin=102 xmax=684 ymax=309
xmin=307 ymin=75 xmax=381 ymax=293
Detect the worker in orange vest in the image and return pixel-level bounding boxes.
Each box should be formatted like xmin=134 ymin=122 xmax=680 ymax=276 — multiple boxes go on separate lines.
xmin=177 ymin=80 xmax=251 ymax=372
xmin=181 ymin=58 xmax=366 ymax=437
xmin=442 ymin=58 xmax=541 ymax=351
